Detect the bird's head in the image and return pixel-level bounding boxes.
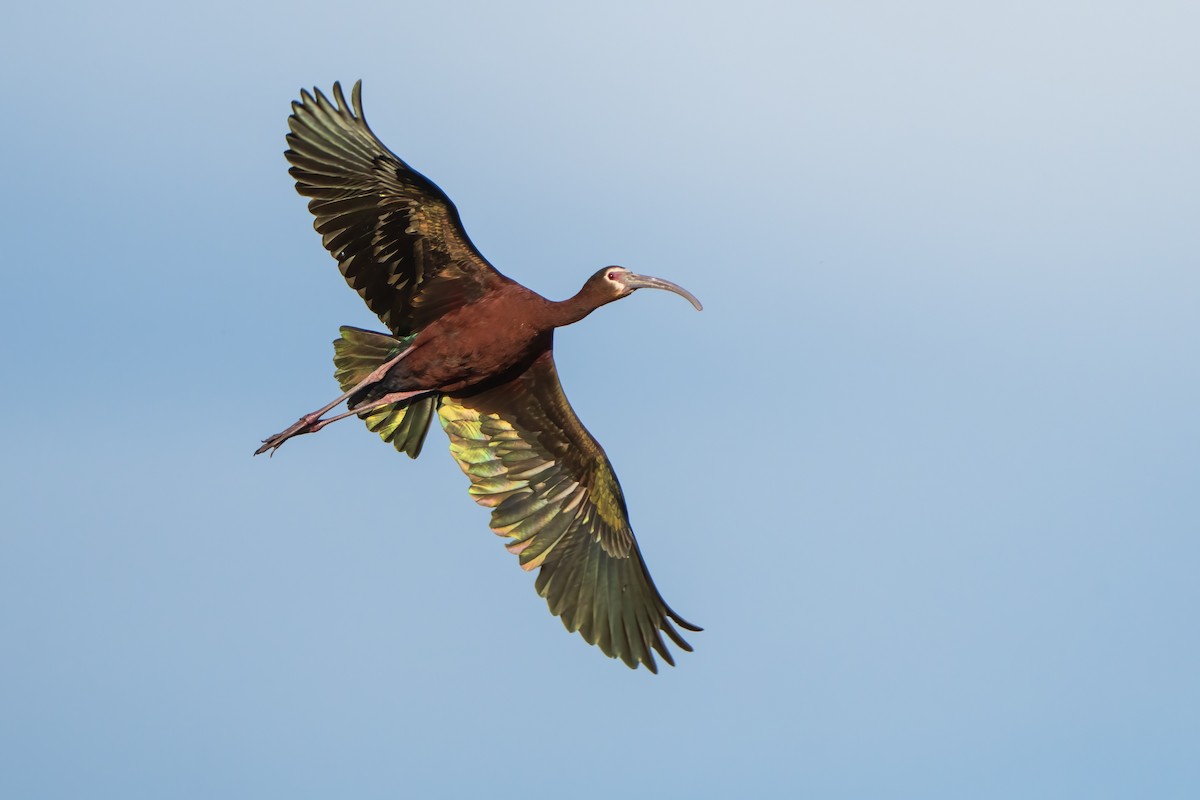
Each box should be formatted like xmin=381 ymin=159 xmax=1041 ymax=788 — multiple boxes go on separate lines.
xmin=585 ymin=266 xmax=703 ymax=311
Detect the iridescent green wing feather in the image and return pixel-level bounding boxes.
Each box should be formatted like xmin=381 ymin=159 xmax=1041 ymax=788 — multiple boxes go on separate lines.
xmin=286 ymin=81 xmax=508 ymax=337
xmin=438 ymin=351 xmax=699 ymax=672
xmin=333 ymin=326 xmax=437 ymax=459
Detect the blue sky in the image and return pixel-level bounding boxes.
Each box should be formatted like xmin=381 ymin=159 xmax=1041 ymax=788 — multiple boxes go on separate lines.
xmin=3 ymin=1 xmax=1197 ymax=797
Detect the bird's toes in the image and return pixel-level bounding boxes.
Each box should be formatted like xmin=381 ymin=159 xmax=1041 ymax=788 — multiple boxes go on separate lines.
xmin=254 ymin=432 xmax=288 ymax=457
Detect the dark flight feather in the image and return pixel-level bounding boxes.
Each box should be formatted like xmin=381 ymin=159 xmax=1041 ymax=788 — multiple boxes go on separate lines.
xmin=286 ymin=81 xmax=509 ymax=337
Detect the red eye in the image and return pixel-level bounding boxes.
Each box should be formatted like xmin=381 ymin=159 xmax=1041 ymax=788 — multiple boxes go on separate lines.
xmin=607 ymin=271 xmax=619 ymax=280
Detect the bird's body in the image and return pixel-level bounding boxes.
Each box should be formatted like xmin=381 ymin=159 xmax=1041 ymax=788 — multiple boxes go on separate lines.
xmin=356 ymin=271 xmax=641 ymax=398
xmin=371 ymin=284 xmax=552 ymax=395
xmin=257 ymin=81 xmax=702 ymax=672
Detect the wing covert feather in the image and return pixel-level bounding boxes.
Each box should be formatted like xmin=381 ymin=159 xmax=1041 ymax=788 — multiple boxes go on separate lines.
xmin=438 ymin=351 xmax=699 ymax=672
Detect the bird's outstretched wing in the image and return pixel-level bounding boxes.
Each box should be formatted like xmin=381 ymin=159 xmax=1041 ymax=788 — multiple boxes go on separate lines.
xmin=286 ymin=81 xmax=508 ymax=336
xmin=438 ymin=351 xmax=699 ymax=672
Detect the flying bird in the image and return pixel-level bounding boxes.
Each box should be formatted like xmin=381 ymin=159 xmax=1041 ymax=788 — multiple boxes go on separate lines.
xmin=257 ymin=81 xmax=701 ymax=672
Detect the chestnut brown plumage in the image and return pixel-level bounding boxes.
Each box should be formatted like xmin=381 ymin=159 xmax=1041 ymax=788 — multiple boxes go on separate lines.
xmin=256 ymin=81 xmax=702 ymax=672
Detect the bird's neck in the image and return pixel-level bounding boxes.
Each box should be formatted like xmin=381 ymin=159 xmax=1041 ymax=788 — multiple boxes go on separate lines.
xmin=547 ymin=289 xmax=607 ymax=328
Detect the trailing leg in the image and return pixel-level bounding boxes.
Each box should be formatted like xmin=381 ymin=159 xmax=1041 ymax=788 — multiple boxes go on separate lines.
xmin=253 ymin=343 xmax=415 ymax=456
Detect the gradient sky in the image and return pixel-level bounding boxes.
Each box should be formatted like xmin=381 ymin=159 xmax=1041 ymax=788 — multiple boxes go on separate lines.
xmin=3 ymin=2 xmax=1198 ymax=797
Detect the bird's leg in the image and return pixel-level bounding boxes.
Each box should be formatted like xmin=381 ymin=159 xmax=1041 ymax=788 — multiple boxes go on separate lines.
xmin=303 ymin=390 xmax=430 ymax=433
xmin=254 ymin=388 xmax=427 ymax=456
xmin=254 ymin=345 xmax=416 ymax=456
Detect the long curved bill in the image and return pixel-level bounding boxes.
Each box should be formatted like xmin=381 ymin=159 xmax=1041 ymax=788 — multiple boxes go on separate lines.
xmin=621 ymin=272 xmax=704 ymax=311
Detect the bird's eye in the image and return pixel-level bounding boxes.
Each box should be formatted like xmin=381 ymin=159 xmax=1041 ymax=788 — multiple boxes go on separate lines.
xmin=607 ymin=271 xmax=619 ymax=280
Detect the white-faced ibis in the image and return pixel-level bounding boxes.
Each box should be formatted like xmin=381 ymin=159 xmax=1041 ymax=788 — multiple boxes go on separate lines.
xmin=257 ymin=82 xmax=702 ymax=672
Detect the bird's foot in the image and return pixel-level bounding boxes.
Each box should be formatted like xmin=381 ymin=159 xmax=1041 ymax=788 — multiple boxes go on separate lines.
xmin=254 ymin=413 xmax=322 ymax=457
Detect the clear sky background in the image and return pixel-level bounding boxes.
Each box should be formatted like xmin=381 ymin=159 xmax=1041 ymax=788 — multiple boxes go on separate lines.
xmin=2 ymin=1 xmax=1197 ymax=797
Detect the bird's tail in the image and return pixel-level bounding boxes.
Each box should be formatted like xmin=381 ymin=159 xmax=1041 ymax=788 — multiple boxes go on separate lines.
xmin=333 ymin=326 xmax=438 ymax=459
